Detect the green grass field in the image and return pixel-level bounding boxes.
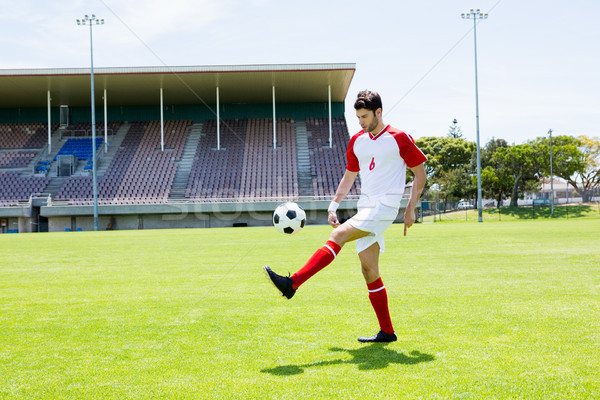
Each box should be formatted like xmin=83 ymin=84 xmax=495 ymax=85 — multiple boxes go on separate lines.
xmin=1 ymin=217 xmax=599 ymax=399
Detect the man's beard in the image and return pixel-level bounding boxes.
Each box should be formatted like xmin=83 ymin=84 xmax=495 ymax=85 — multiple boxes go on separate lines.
xmin=367 ymin=117 xmax=379 ymax=133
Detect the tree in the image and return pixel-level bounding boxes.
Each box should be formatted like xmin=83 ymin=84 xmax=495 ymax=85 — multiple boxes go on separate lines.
xmin=439 ymin=166 xmax=476 ymax=208
xmin=415 ymin=136 xmax=476 ymax=209
xmin=447 ymin=119 xmax=463 ymax=139
xmin=491 ymin=143 xmax=542 ymax=207
xmin=479 ymin=166 xmax=512 ymax=208
xmin=481 ymin=138 xmax=509 ymax=169
xmin=574 ymin=135 xmax=600 ymax=201
xmin=532 ymin=134 xmax=585 ymax=197
xmin=415 ymin=136 xmax=475 ymax=178
xmin=534 ymin=135 xmax=599 ymax=202
xmin=478 ymin=138 xmax=511 ymax=207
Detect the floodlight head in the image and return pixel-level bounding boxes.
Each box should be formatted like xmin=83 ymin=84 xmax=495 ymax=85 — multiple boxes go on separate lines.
xmin=85 ymin=14 xmax=89 ymax=19
xmin=91 ymin=14 xmax=96 ymax=19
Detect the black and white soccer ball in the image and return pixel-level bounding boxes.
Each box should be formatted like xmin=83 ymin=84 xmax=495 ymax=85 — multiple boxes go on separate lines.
xmin=273 ymin=202 xmax=306 ymax=234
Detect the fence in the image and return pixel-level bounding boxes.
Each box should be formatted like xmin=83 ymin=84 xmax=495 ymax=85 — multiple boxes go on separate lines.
xmin=421 ymin=201 xmax=600 ymax=222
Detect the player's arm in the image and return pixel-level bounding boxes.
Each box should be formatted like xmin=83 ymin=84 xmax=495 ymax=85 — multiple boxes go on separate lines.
xmin=403 ymin=163 xmax=426 ymax=236
xmin=332 ymin=169 xmax=358 ymax=204
xmin=328 ymin=169 xmax=358 ymax=227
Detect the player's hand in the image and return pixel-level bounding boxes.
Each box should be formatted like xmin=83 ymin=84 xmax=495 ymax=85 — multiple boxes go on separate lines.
xmin=328 ymin=211 xmax=340 ymax=228
xmin=403 ymin=212 xmax=415 ymax=236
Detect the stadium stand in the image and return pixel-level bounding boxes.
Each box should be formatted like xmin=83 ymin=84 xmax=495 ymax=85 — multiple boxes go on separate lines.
xmin=0 ymin=63 xmax=361 ymax=232
xmin=240 ymin=118 xmax=298 ymax=200
xmin=0 ymin=171 xmax=50 ymax=206
xmin=55 ymin=120 xmax=191 ymax=205
xmin=61 ymin=122 xmax=121 ymax=138
xmin=0 ymin=123 xmax=53 ymax=149
xmin=186 ymin=119 xmax=246 ymax=200
xmin=185 ymin=118 xmax=299 ymax=201
xmin=0 ymin=151 xmax=38 ymax=168
xmin=55 ymin=175 xmax=93 ymax=204
xmin=2 ymin=119 xmax=360 ymax=230
xmin=0 ymin=123 xmax=55 ymax=206
xmin=13 ymin=117 xmax=355 ymax=207
xmin=54 ymin=137 xmax=104 ymax=161
xmin=306 ymin=117 xmax=360 ymax=198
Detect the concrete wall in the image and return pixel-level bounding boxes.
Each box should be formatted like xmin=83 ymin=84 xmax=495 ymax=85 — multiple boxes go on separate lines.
xmin=0 ymin=217 xmax=24 ymax=233
xmin=2 ymin=199 xmax=418 ymax=233
xmin=44 ymin=209 xmax=340 ymax=232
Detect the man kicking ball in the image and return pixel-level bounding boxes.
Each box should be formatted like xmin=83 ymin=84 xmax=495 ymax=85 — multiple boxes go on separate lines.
xmin=265 ymin=90 xmax=427 ymax=343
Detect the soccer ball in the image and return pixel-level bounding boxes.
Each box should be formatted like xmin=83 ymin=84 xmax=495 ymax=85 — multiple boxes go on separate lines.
xmin=273 ymin=202 xmax=306 ymax=234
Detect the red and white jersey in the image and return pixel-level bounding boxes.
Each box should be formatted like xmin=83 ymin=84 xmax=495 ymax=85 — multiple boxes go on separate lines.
xmin=346 ymin=125 xmax=427 ymax=207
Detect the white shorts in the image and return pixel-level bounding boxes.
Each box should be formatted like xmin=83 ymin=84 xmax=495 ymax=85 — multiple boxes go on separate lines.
xmin=347 ymin=201 xmax=399 ymax=254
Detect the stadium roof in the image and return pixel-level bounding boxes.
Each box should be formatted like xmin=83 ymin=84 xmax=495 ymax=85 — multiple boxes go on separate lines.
xmin=0 ymin=63 xmax=356 ymax=108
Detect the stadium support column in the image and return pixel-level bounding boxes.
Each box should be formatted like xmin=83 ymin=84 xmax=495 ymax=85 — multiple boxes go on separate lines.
xmin=77 ymin=13 xmax=103 ymax=232
xmin=328 ymin=85 xmax=333 ymax=148
xmin=103 ymin=89 xmax=108 ymax=152
xmin=47 ymin=90 xmax=52 ymax=154
xmin=160 ymin=88 xmax=164 ymax=152
xmin=272 ymin=86 xmax=277 ymax=148
xmin=216 ymin=86 xmax=221 ymax=150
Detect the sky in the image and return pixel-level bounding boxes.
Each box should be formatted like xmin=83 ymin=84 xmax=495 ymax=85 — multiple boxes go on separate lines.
xmin=1 ymin=0 xmax=599 ymax=145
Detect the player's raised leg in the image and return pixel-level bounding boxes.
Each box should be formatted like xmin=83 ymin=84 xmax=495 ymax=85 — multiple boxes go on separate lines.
xmin=263 ymin=239 xmax=341 ymax=299
xmin=264 ymin=221 xmax=369 ymax=298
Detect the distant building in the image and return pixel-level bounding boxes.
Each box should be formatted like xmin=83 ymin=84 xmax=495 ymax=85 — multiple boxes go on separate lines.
xmin=537 ymin=178 xmax=579 ymax=204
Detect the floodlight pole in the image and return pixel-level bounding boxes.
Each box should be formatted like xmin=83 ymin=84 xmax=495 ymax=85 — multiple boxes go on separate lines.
xmin=77 ymin=14 xmax=104 ymax=231
xmin=548 ymin=129 xmax=554 ymax=215
xmin=462 ymin=8 xmax=487 ymax=223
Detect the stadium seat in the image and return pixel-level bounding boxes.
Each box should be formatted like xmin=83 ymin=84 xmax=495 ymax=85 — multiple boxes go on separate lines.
xmin=53 ymin=137 xmax=104 ymax=161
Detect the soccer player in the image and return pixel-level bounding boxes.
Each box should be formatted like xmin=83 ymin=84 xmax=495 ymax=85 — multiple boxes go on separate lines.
xmin=265 ymin=90 xmax=427 ymax=343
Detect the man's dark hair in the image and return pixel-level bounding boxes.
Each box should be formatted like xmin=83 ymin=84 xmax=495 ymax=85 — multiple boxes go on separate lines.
xmin=354 ymin=90 xmax=382 ymax=112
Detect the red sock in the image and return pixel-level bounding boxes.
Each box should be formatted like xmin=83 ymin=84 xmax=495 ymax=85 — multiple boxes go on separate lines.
xmin=367 ymin=277 xmax=394 ymax=335
xmin=291 ymin=240 xmax=341 ymax=289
